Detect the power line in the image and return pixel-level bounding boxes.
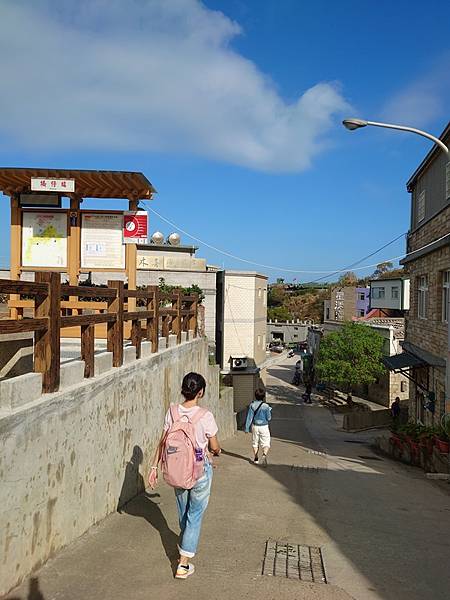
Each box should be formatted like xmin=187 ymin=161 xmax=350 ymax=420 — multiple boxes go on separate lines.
xmin=145 ymin=203 xmax=407 ymax=275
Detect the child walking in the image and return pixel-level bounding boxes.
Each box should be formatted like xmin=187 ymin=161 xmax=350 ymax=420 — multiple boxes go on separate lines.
xmin=149 ymin=372 xmax=221 ymax=579
xmin=244 ymin=388 xmax=272 ymax=466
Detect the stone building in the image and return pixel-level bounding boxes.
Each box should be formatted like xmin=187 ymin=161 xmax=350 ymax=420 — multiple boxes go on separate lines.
xmin=324 ymin=286 xmax=370 ymax=321
xmin=396 ymin=122 xmax=450 ymax=424
xmin=266 ymin=319 xmax=311 ymax=346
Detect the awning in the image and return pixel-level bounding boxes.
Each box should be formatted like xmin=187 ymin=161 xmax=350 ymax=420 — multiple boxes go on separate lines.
xmin=383 ymin=352 xmax=426 ymax=372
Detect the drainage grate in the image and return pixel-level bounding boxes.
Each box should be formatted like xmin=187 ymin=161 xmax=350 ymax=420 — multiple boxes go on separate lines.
xmin=344 ymin=440 xmax=365 ymax=444
xmin=262 ymin=540 xmax=327 ymax=583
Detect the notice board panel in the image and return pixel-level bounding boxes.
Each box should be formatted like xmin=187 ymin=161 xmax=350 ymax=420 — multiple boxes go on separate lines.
xmin=81 ymin=213 xmax=125 ymax=269
xmin=22 ymin=211 xmax=68 ymax=268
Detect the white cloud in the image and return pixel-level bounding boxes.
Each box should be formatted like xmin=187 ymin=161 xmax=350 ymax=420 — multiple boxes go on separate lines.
xmin=0 ymin=0 xmax=349 ymax=172
xmin=381 ymin=54 xmax=450 ymax=129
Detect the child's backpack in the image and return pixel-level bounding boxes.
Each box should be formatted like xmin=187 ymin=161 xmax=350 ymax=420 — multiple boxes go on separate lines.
xmin=161 ymin=404 xmax=207 ymax=489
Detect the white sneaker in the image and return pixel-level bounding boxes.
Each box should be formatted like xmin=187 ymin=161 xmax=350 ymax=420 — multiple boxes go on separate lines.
xmin=261 ymin=455 xmax=268 ymax=467
xmin=175 ymin=563 xmax=195 ymax=579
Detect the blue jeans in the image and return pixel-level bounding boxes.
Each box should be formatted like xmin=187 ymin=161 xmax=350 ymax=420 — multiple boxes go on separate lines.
xmin=175 ymin=461 xmax=213 ymax=558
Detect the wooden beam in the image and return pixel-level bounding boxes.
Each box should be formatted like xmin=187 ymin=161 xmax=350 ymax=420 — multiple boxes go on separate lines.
xmin=0 ymin=318 xmax=48 ymax=334
xmin=34 ymin=272 xmax=61 ymax=393
xmin=61 ymin=285 xmax=117 ymax=298
xmin=9 ymin=193 xmax=21 ymax=319
xmin=61 ymin=313 xmax=116 ymax=328
xmin=0 ymin=280 xmax=49 ymax=295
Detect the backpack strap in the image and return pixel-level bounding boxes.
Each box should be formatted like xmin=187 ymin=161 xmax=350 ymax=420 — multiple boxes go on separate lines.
xmin=190 ymin=406 xmax=208 ymax=425
xmin=170 ymin=403 xmax=180 ymax=423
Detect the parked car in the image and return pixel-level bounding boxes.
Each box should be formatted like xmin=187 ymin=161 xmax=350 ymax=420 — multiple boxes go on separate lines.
xmin=270 ymin=345 xmax=284 ymax=353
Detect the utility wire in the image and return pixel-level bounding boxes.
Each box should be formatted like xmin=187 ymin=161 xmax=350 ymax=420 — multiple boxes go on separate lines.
xmin=145 ymin=203 xmax=408 ymax=275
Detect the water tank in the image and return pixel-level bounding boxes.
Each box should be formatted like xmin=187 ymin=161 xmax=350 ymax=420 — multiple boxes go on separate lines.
xmin=151 ymin=231 xmax=164 ymax=245
xmin=167 ymin=232 xmax=181 ymax=246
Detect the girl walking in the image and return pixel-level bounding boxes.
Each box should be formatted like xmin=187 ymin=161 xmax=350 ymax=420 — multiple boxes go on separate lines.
xmin=149 ymin=372 xmax=221 ymax=579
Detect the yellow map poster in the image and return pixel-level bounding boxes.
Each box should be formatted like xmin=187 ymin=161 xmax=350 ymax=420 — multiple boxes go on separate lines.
xmin=22 ymin=212 xmax=68 ymax=268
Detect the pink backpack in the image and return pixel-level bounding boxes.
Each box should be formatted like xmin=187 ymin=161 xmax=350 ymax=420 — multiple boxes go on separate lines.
xmin=161 ymin=404 xmax=207 ymax=489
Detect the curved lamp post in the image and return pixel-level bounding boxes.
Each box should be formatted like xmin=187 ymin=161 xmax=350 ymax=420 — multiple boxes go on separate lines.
xmin=342 ymin=118 xmax=449 ymax=154
xmin=343 ymin=117 xmax=449 ymax=418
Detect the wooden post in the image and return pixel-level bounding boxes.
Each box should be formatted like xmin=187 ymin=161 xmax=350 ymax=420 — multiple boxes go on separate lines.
xmin=107 ymin=280 xmax=124 ymax=367
xmin=126 ymin=197 xmax=138 ymax=313
xmin=131 ymin=316 xmax=142 ymax=359
xmin=172 ymin=290 xmax=182 ymax=344
xmin=81 ymin=324 xmax=95 ymax=377
xmin=9 ymin=194 xmax=21 ymax=319
xmin=68 ymin=196 xmax=81 ymax=315
xmin=34 ymin=271 xmax=61 ymax=393
xmin=189 ymin=294 xmax=198 ymax=338
xmin=147 ymin=285 xmax=159 ymax=353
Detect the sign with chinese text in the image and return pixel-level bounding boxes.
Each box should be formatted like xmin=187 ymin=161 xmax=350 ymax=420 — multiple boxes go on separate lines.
xmin=22 ymin=211 xmax=68 ymax=268
xmin=31 ymin=178 xmax=75 ymax=193
xmin=81 ymin=213 xmax=125 ymax=269
xmin=123 ymin=211 xmax=148 ymax=244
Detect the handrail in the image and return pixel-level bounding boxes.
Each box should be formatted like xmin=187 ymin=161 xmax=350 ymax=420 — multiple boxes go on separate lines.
xmin=0 ymin=273 xmax=199 ymax=394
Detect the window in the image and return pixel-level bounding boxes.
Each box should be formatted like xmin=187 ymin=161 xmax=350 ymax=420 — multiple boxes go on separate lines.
xmin=257 ymin=335 xmax=261 ymax=347
xmin=294 ymin=326 xmax=298 ymax=330
xmin=372 ymin=287 xmax=385 ymax=299
xmin=443 ymin=270 xmax=450 ymax=322
xmin=417 ymin=190 xmax=426 ymax=223
xmin=401 ymin=381 xmax=407 ymax=393
xmin=391 ymin=286 xmax=399 ymax=300
xmin=358 ymin=292 xmax=365 ymax=301
xmin=418 ymin=275 xmax=428 ymax=319
xmin=325 ymin=307 xmax=330 ymax=320
xmin=258 ymin=288 xmax=262 ymax=299
xmin=263 ymin=289 xmax=267 ymax=307
xmin=358 ymin=309 xmax=365 ymax=317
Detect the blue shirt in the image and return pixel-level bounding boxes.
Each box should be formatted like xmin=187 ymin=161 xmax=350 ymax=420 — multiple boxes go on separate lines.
xmin=245 ymin=400 xmax=272 ymax=432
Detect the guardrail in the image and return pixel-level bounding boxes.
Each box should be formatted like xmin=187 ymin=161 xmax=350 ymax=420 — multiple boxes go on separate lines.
xmin=0 ymin=273 xmax=198 ymax=393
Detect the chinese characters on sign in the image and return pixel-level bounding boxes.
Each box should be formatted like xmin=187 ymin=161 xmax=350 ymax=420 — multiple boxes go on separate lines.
xmin=31 ymin=178 xmax=75 ymax=193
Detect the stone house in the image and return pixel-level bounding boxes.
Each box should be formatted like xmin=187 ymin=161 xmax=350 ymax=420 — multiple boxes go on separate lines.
xmin=397 ymin=122 xmax=450 ymax=424
xmin=324 ymin=286 xmax=370 ymax=321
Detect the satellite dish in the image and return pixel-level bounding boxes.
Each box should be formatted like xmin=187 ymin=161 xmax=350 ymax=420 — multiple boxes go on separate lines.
xmin=151 ymin=231 xmax=164 ymax=245
xmin=167 ymin=232 xmax=181 ymax=246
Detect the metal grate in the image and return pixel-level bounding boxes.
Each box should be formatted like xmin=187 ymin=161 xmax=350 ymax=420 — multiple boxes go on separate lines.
xmin=262 ymin=540 xmax=327 ymax=583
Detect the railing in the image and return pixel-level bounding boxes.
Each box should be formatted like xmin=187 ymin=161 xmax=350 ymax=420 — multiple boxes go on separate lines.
xmin=0 ymin=273 xmax=198 ymax=393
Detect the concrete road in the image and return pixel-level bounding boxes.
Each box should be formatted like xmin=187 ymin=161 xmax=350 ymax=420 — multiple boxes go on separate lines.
xmin=5 ymin=356 xmax=450 ymax=600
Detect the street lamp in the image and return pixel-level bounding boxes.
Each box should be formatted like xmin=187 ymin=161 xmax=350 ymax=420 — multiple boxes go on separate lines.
xmin=342 ymin=118 xmax=449 ymax=154
xmin=343 ymin=117 xmax=449 ymax=419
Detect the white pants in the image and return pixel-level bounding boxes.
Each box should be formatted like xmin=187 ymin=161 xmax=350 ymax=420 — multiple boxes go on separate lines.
xmin=252 ymin=424 xmax=271 ymax=449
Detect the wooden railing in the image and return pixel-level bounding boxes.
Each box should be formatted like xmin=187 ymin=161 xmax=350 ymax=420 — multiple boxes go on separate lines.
xmin=0 ymin=273 xmax=198 ymax=393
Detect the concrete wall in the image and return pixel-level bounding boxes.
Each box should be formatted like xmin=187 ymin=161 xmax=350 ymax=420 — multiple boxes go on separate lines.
xmin=266 ymin=320 xmax=309 ymax=345
xmin=0 ymin=337 xmax=235 ymax=596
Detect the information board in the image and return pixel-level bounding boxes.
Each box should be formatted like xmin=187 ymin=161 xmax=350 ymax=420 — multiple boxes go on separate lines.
xmin=81 ymin=213 xmax=125 ymax=269
xmin=22 ymin=211 xmax=68 ymax=268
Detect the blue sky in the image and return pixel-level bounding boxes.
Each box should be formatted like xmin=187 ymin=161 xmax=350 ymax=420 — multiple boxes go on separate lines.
xmin=0 ymin=0 xmax=449 ymax=281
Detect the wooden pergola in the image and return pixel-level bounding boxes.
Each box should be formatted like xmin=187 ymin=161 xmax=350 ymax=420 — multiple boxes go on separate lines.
xmin=0 ymin=168 xmax=157 ymax=317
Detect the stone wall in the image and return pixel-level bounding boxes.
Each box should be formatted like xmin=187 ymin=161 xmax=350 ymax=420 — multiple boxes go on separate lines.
xmin=0 ymin=337 xmax=235 ymax=596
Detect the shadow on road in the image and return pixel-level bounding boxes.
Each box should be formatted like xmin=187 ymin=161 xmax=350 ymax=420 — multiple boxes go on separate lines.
xmin=8 ymin=577 xmax=45 ymax=600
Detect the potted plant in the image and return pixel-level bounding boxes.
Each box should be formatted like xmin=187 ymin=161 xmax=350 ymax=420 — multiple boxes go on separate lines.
xmin=434 ymin=426 xmax=450 ymax=454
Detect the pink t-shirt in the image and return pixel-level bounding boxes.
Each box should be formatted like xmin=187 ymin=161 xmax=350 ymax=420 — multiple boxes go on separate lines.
xmin=164 ymin=404 xmax=218 ymax=451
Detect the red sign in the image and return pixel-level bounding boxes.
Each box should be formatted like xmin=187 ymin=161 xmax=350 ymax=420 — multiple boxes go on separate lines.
xmin=123 ymin=211 xmax=148 ymax=244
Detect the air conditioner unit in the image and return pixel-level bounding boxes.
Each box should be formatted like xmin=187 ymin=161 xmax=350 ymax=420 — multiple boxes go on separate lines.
xmin=230 ymin=356 xmax=248 ymax=370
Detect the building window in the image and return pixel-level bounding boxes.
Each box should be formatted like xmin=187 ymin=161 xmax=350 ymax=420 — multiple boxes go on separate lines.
xmin=263 ymin=289 xmax=267 ymax=307
xmin=418 ymin=275 xmax=428 ymax=319
xmin=257 ymin=335 xmax=261 ymax=347
xmin=401 ymin=381 xmax=407 ymax=393
xmin=372 ymin=287 xmax=385 ymax=299
xmin=417 ymin=190 xmax=426 ymax=223
xmin=358 ymin=309 xmax=365 ymax=317
xmin=443 ymin=270 xmax=450 ymax=322
xmin=294 ymin=334 xmax=298 ymax=338
xmin=258 ymin=288 xmax=262 ymax=298
xmin=391 ymin=286 xmax=399 ymax=299
xmin=358 ymin=292 xmax=365 ymax=301
xmin=325 ymin=307 xmax=330 ymax=320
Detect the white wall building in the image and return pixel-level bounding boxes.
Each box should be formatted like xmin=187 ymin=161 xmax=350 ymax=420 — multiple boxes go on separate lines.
xmin=216 ymin=271 xmax=268 ymax=369
xmin=369 ymin=277 xmax=410 ymax=312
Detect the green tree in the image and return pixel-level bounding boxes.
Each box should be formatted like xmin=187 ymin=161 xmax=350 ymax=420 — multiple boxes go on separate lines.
xmin=337 ymin=271 xmax=358 ymax=286
xmin=268 ymin=285 xmax=286 ymax=307
xmin=316 ymin=322 xmax=385 ymax=391
xmin=267 ymin=305 xmax=292 ymax=321
xmin=372 ymin=261 xmax=394 ymax=278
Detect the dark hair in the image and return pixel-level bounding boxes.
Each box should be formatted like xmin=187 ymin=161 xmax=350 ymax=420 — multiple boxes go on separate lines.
xmin=181 ymin=372 xmax=206 ymax=401
xmin=255 ymin=388 xmax=266 ymax=401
